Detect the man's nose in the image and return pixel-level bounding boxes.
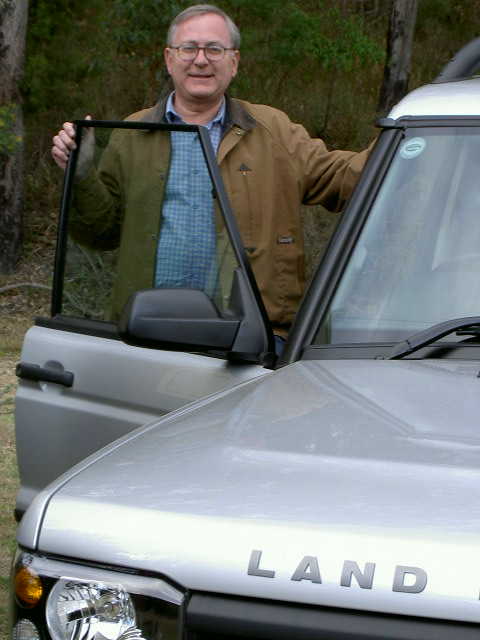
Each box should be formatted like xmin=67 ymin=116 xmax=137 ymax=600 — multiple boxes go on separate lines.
xmin=193 ymin=47 xmax=209 ymax=64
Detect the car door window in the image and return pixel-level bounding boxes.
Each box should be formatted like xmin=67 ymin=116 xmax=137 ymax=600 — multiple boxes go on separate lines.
xmin=58 ymin=122 xmax=239 ymax=325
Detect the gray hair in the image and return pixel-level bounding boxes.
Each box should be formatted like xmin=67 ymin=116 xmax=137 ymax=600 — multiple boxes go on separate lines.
xmin=167 ymin=4 xmax=241 ymax=49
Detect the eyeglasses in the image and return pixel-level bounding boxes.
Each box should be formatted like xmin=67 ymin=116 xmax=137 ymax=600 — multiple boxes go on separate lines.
xmin=169 ymin=43 xmax=236 ymax=62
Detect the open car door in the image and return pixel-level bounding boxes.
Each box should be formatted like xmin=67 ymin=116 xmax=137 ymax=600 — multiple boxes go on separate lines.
xmin=15 ymin=120 xmax=274 ymax=517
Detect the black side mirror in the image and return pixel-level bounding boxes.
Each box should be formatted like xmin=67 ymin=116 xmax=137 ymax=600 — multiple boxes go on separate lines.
xmin=119 ymin=287 xmax=240 ymax=351
xmin=119 ymin=269 xmax=275 ymax=364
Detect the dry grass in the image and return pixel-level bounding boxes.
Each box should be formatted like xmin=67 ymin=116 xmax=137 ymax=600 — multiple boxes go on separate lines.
xmin=0 ymin=285 xmax=46 ymax=639
xmin=0 ymin=354 xmax=19 ymax=640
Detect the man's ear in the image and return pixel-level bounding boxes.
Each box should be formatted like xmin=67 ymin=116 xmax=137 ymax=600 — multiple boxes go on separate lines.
xmin=164 ymin=47 xmax=173 ymax=75
xmin=231 ymin=50 xmax=240 ymax=78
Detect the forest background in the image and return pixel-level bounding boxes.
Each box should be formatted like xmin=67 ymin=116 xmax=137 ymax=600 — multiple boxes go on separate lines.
xmin=1 ymin=1 xmax=480 ymax=636
xmin=2 ymin=0 xmax=480 ymax=325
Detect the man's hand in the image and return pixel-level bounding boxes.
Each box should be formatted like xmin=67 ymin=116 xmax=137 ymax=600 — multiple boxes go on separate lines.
xmin=51 ymin=115 xmax=95 ymax=179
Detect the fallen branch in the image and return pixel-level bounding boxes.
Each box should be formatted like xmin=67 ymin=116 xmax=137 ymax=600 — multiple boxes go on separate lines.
xmin=0 ymin=282 xmax=51 ymax=294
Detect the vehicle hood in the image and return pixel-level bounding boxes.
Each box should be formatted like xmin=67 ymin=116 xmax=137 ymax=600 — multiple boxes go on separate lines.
xmin=21 ymin=359 xmax=480 ymax=622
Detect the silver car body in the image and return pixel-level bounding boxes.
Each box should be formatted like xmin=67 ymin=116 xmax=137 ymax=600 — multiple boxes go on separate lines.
xmin=389 ymin=76 xmax=480 ymax=118
xmin=15 ymin=326 xmax=269 ymax=512
xmin=18 ymin=358 xmax=480 ymax=622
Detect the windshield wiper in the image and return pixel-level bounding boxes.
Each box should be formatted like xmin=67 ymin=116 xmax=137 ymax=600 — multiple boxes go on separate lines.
xmin=389 ymin=316 xmax=480 ymax=359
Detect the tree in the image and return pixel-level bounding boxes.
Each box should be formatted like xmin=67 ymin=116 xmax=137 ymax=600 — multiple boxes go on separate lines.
xmin=377 ymin=0 xmax=418 ymax=115
xmin=0 ymin=0 xmax=28 ymax=273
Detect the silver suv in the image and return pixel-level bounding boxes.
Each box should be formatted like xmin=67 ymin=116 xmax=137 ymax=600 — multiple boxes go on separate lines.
xmin=10 ymin=39 xmax=480 ymax=640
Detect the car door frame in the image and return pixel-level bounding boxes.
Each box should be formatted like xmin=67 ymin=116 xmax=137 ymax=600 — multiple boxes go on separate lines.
xmin=15 ymin=120 xmax=274 ymax=518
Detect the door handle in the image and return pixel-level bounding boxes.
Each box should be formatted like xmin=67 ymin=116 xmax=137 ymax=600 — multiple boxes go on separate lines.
xmin=16 ymin=362 xmax=74 ymax=388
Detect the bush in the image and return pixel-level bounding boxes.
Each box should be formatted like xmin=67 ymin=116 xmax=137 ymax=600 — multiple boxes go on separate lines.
xmin=0 ymin=104 xmax=22 ymax=156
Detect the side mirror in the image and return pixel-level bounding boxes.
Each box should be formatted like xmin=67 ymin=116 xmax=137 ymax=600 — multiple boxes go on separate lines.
xmin=118 ymin=269 xmax=275 ymax=364
xmin=119 ymin=288 xmax=239 ymax=351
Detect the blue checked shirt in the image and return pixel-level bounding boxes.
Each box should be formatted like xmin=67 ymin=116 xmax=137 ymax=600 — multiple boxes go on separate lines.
xmin=154 ymin=93 xmax=225 ymax=296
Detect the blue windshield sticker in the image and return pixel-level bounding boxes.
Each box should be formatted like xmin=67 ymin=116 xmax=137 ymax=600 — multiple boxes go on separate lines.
xmin=400 ymin=137 xmax=426 ymax=159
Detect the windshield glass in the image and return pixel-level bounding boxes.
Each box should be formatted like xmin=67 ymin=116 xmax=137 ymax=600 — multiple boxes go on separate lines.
xmin=315 ymin=127 xmax=480 ymax=345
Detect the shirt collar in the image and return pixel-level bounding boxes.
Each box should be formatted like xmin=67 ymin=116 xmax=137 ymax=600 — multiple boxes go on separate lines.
xmin=165 ymin=92 xmax=226 ymax=129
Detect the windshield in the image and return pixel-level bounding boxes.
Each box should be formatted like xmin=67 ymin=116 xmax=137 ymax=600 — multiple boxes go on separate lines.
xmin=315 ymin=126 xmax=480 ymax=345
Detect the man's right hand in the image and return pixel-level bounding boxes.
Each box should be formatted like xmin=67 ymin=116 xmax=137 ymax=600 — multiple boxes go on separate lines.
xmin=51 ymin=115 xmax=95 ymax=179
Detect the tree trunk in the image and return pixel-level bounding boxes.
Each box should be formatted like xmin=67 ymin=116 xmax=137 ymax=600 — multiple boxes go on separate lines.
xmin=0 ymin=0 xmax=28 ymax=273
xmin=377 ymin=0 xmax=418 ymax=116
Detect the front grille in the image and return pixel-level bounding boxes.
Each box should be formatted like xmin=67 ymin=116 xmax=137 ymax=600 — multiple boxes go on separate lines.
xmin=184 ymin=592 xmax=480 ymax=640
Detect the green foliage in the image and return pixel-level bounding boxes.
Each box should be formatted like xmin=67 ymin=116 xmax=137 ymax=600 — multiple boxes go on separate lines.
xmin=0 ymin=104 xmax=22 ymax=156
xmin=24 ymin=0 xmax=109 ymax=115
xmin=411 ymin=0 xmax=480 ymax=87
xmin=417 ymin=0 xmax=453 ymax=24
xmin=236 ymin=1 xmax=383 ymax=71
xmin=222 ymin=1 xmax=383 ymax=137
xmin=108 ymin=0 xmax=181 ymax=50
xmin=416 ymin=0 xmax=480 ymax=36
xmin=103 ymin=0 xmax=183 ymax=88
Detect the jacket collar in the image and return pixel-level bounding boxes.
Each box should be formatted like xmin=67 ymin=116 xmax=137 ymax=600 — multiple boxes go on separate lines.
xmin=224 ymin=95 xmax=256 ymax=132
xmin=140 ymin=94 xmax=257 ymax=133
xmin=138 ymin=96 xmax=168 ymax=124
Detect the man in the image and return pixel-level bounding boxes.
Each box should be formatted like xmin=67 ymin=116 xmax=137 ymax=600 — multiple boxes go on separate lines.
xmin=51 ymin=3 xmax=369 ymax=336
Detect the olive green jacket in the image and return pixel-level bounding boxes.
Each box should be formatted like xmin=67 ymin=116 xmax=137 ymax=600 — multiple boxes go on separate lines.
xmin=71 ymin=97 xmax=369 ymax=329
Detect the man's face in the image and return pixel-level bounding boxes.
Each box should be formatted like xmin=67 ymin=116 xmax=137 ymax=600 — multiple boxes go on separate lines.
xmin=164 ymin=13 xmax=239 ymax=106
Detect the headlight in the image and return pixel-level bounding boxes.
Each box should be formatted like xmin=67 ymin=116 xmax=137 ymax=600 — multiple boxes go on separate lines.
xmin=46 ymin=579 xmax=138 ymax=640
xmin=11 ymin=551 xmax=184 ymax=640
